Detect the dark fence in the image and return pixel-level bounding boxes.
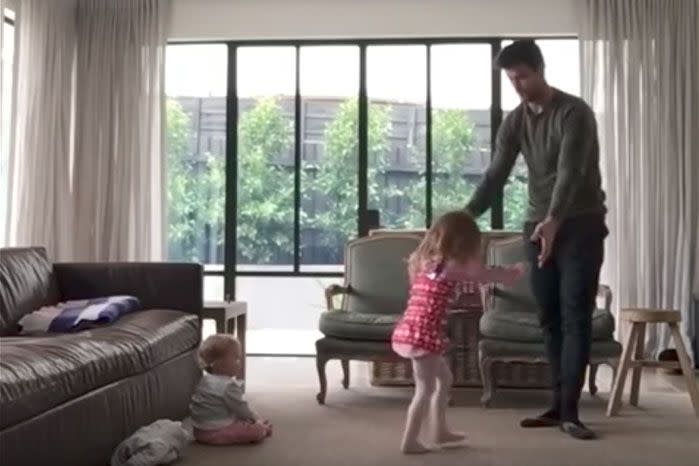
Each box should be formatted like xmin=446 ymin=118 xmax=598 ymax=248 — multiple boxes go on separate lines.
xmin=169 ymin=96 xmax=493 ymax=265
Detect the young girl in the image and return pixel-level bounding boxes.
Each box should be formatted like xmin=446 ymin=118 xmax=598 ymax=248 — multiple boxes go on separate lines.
xmin=392 ymin=211 xmax=525 ymax=454
xmin=189 ymin=334 xmax=272 ymax=445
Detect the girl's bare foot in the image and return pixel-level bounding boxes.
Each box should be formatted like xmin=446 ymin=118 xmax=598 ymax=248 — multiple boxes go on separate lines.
xmin=400 ymin=440 xmax=431 ymax=454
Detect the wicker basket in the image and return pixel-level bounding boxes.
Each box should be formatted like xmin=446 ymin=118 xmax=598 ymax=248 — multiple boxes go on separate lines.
xmin=492 ymin=362 xmax=551 ymax=388
xmin=371 ymin=308 xmax=484 ymax=387
xmin=371 ymin=307 xmax=551 ymax=388
xmin=371 ymin=358 xmax=414 ymax=386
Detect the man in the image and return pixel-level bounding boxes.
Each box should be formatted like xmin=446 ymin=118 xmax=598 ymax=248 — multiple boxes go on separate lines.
xmin=466 ymin=40 xmax=607 ymax=440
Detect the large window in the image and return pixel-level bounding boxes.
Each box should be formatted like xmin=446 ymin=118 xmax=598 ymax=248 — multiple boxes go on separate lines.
xmin=501 ymin=39 xmax=580 ymax=230
xmin=299 ymin=46 xmax=359 ymax=271
xmin=367 ymin=45 xmax=427 ymax=230
xmin=165 ymin=38 xmax=580 ymax=355
xmin=165 ymin=44 xmax=227 ymax=300
xmin=235 ymin=276 xmax=342 ymax=354
xmin=431 ymin=44 xmax=492 ymax=231
xmin=236 ymin=47 xmax=296 ymax=272
xmin=0 ymin=12 xmax=15 ymax=246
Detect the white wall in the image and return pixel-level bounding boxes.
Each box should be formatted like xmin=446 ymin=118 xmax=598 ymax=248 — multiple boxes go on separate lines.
xmin=170 ymin=0 xmax=578 ymax=41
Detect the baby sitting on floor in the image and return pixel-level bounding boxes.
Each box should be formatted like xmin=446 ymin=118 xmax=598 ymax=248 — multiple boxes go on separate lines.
xmin=189 ymin=334 xmax=272 ymax=445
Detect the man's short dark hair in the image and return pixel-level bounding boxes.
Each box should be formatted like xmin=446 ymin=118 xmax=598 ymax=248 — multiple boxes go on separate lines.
xmin=495 ymin=40 xmax=545 ymax=71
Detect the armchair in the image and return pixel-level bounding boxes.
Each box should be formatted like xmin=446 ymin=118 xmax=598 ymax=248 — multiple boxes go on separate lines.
xmin=477 ymin=237 xmax=622 ymax=407
xmin=315 ymin=234 xmax=422 ymax=404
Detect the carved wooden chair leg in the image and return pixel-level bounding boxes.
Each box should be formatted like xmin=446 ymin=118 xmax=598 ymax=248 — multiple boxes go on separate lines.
xmin=588 ymin=363 xmax=599 ymax=396
xmin=316 ymin=354 xmax=329 ymax=405
xmin=479 ymin=356 xmax=496 ymax=408
xmin=341 ymin=359 xmax=350 ymax=389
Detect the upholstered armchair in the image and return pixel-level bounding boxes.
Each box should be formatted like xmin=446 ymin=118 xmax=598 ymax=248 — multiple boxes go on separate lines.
xmin=315 ymin=234 xmax=422 ymax=404
xmin=478 ymin=237 xmax=622 ymax=407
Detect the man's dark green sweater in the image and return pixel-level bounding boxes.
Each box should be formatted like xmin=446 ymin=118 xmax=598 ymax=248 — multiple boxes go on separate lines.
xmin=466 ymin=89 xmax=606 ymax=223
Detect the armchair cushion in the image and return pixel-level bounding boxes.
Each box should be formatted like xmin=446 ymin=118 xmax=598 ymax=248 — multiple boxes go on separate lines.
xmin=319 ymin=310 xmax=400 ymax=341
xmin=480 ymin=306 xmax=616 ymax=342
xmin=479 ymin=338 xmax=622 ymax=359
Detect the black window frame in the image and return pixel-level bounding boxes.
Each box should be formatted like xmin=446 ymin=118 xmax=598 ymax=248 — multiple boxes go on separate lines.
xmin=165 ymin=36 xmax=577 ymax=300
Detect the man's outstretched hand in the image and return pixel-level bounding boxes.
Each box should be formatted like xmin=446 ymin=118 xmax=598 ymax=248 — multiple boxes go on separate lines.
xmin=530 ymin=216 xmax=561 ymax=268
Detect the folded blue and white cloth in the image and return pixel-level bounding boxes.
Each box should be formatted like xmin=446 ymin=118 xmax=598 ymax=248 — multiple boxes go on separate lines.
xmin=18 ymin=296 xmax=141 ymax=334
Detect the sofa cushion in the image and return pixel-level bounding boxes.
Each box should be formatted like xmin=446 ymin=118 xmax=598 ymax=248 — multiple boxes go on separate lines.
xmin=0 ymin=309 xmax=199 ymax=430
xmin=480 ymin=307 xmax=616 ymax=343
xmin=319 ymin=310 xmax=400 ymax=341
xmin=0 ymin=247 xmax=61 ymax=336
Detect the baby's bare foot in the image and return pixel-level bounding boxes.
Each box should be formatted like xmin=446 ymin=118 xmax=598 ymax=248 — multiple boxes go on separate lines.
xmin=400 ymin=440 xmax=431 ymax=454
xmin=434 ymin=430 xmax=466 ymax=444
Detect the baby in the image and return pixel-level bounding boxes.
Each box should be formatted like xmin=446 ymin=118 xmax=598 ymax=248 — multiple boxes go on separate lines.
xmin=189 ymin=334 xmax=272 ymax=445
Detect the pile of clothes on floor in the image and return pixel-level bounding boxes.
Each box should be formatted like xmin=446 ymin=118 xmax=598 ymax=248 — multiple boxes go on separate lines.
xmin=111 ymin=419 xmax=194 ymax=466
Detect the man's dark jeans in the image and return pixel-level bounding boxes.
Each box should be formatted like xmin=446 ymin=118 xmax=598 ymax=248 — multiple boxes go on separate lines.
xmin=523 ymin=214 xmax=608 ymax=423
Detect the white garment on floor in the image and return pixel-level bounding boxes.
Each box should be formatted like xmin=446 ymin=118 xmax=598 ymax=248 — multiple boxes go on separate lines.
xmin=110 ymin=419 xmax=191 ymax=466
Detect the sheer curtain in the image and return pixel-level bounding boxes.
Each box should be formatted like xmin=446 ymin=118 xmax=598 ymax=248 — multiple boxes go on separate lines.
xmin=579 ymin=0 xmax=699 ymax=362
xmin=72 ymin=0 xmax=168 ymax=261
xmin=6 ymin=0 xmax=76 ymax=259
xmin=0 ymin=0 xmax=10 ymax=246
xmin=5 ymin=0 xmax=169 ymax=261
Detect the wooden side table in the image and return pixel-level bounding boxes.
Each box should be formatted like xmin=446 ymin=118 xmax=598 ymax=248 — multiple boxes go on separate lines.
xmin=203 ymin=301 xmax=248 ymax=381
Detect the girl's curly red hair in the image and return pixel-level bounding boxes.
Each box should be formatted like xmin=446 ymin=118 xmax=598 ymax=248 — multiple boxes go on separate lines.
xmin=407 ymin=211 xmax=482 ymax=281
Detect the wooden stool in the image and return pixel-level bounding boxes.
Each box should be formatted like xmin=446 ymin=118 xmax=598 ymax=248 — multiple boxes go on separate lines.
xmin=607 ymin=309 xmax=699 ymax=417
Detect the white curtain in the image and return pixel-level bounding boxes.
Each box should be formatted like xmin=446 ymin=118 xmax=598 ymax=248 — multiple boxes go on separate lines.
xmin=579 ymin=0 xmax=699 ymax=362
xmin=72 ymin=0 xmax=168 ymax=261
xmin=6 ymin=0 xmax=169 ymax=261
xmin=0 ymin=0 xmax=8 ymax=245
xmin=6 ymin=0 xmax=77 ymax=259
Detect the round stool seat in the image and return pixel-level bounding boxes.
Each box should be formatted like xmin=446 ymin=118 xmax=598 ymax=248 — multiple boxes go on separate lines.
xmin=620 ymin=308 xmax=681 ymax=323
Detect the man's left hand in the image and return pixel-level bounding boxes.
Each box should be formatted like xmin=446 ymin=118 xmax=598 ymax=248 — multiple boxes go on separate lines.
xmin=530 ymin=216 xmax=561 ymax=268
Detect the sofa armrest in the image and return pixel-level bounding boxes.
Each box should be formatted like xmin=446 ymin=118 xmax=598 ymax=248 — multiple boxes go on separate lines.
xmin=53 ymin=262 xmax=203 ymax=316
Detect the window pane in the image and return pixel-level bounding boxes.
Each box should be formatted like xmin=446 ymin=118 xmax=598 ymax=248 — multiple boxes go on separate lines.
xmin=299 ymin=46 xmax=358 ymax=272
xmin=236 ymin=276 xmax=343 ymax=355
xmin=165 ymin=44 xmax=227 ymax=265
xmin=367 ymin=45 xmax=427 ymax=230
xmin=203 ymin=274 xmax=224 ymax=302
xmin=501 ymin=39 xmax=580 ymax=230
xmin=0 ymin=21 xmax=14 ymax=246
xmin=237 ymin=47 xmax=295 ymax=271
xmin=431 ymin=44 xmax=491 ymax=231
